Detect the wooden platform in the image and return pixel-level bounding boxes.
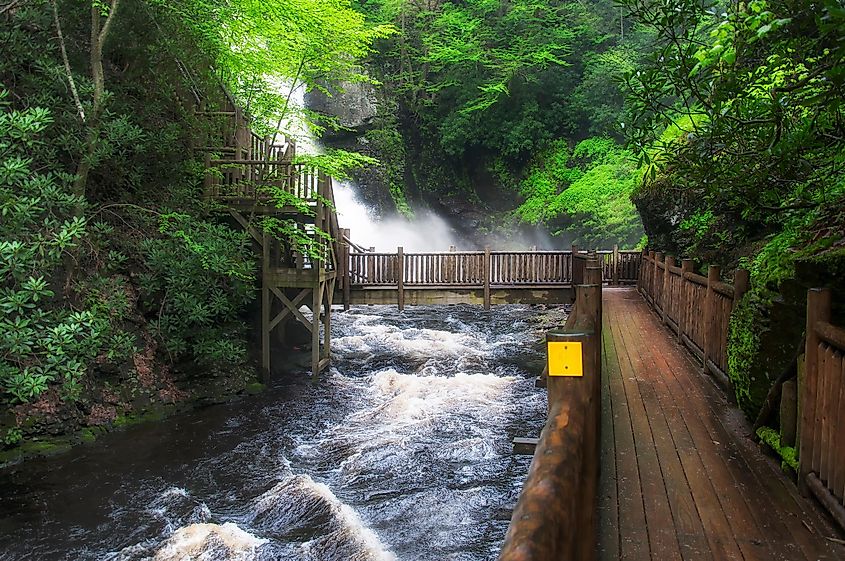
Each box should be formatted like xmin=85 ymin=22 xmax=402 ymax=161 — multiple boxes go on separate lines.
xmin=599 ymin=288 xmax=844 ymax=561
xmin=341 ymin=285 xmax=574 ymax=306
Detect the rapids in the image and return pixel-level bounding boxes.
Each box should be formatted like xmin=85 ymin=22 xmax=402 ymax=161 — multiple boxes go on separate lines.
xmin=0 ymin=304 xmax=566 ymax=560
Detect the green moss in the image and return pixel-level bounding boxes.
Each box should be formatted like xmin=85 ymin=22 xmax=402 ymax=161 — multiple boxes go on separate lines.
xmin=245 ymin=382 xmax=266 ymax=395
xmin=0 ymin=438 xmax=73 ymax=466
xmin=112 ymin=408 xmax=169 ymax=429
xmin=79 ymin=428 xmax=98 ymax=443
xmin=727 ymin=291 xmax=764 ymax=416
xmin=756 ymin=426 xmax=799 ymax=472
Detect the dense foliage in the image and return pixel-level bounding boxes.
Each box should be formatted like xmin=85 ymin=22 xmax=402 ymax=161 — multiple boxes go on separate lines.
xmin=621 ymin=0 xmax=845 ymax=422
xmin=354 ymin=0 xmax=648 ymax=245
xmin=622 ymin=0 xmax=845 ymax=264
xmin=0 ymin=0 xmax=385 ymax=449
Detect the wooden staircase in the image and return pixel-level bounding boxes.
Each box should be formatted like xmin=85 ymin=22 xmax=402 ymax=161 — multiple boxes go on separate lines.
xmin=196 ymin=89 xmax=341 ymax=381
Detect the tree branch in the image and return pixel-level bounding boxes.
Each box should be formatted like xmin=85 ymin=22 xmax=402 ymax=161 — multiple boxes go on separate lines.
xmin=50 ymin=0 xmax=86 ymax=123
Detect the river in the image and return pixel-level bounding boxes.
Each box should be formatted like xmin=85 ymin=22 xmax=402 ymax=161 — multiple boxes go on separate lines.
xmin=0 ymin=304 xmax=565 ymax=561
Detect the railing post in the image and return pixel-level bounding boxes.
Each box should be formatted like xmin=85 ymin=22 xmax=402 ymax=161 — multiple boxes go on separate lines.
xmin=654 ymin=252 xmax=664 ymax=313
xmin=342 ymin=228 xmax=351 ymax=311
xmin=798 ymin=288 xmax=832 ymax=495
xmin=680 ymin=259 xmax=694 ymax=342
xmin=702 ymin=265 xmax=721 ymax=374
xmin=662 ymin=256 xmax=674 ymax=326
xmin=647 ymin=250 xmax=655 ymax=301
xmin=397 ymin=246 xmax=405 ymax=311
xmin=484 ymin=247 xmax=491 ymax=310
xmin=638 ymin=249 xmax=647 ymax=294
xmin=612 ymin=244 xmax=620 ymax=286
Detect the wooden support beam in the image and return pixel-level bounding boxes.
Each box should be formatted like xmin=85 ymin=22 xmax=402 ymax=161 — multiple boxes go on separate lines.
xmin=270 ymin=287 xmax=312 ymax=333
xmin=311 ymin=281 xmax=324 ymax=383
xmin=341 ymin=228 xmax=351 ymax=311
xmin=268 ymin=288 xmax=309 ymax=331
xmin=261 ymin=232 xmax=271 ymax=376
xmin=513 ymin=437 xmax=539 ymax=455
xmin=323 ymin=278 xmax=335 ymax=362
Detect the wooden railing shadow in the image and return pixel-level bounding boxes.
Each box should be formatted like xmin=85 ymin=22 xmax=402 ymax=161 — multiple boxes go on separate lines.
xmin=499 ymin=258 xmax=603 ymax=561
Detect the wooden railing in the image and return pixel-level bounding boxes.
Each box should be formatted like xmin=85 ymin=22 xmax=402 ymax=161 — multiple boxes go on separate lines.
xmin=204 ymin=161 xmax=325 ymax=204
xmin=195 ymin=94 xmax=294 ymax=164
xmin=639 ymin=250 xmax=750 ymax=389
xmin=597 ymin=247 xmax=642 ymax=286
xmin=348 ymin=248 xmax=641 ymax=289
xmin=799 ymin=288 xmax=845 ymax=528
xmin=500 ymin=260 xmax=603 ymax=561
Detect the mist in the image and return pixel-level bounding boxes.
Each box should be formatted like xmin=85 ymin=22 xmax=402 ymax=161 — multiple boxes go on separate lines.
xmin=333 ymin=180 xmax=462 ymax=251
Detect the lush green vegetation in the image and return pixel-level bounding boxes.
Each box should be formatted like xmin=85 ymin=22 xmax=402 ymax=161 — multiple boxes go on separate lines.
xmin=354 ymin=0 xmax=649 ymax=245
xmin=0 ymin=0 xmax=386 ymax=450
xmin=3 ymin=0 xmax=842 ymax=454
xmin=620 ymin=0 xmax=844 ymax=424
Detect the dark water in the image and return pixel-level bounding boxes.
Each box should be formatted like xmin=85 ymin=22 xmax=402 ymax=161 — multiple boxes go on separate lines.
xmin=0 ymin=305 xmax=565 ymax=561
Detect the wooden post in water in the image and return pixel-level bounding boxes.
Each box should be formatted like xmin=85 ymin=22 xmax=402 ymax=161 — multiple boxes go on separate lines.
xmin=261 ymin=232 xmax=271 ymax=377
xmin=483 ymin=247 xmax=491 ymax=310
xmin=311 ymin=282 xmax=323 ymax=383
xmin=397 ymin=246 xmax=405 ymax=311
xmin=702 ymin=265 xmax=721 ymax=375
xmin=798 ymin=288 xmax=832 ymax=495
xmin=341 ymin=228 xmax=351 ymax=311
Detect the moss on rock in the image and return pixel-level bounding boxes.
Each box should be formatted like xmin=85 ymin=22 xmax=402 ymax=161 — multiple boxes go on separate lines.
xmin=756 ymin=426 xmax=799 ymax=472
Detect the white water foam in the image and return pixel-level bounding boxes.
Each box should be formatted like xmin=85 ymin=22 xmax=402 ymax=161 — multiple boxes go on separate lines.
xmin=152 ymin=522 xmax=267 ymax=561
xmin=249 ymin=474 xmax=396 ymax=561
xmin=331 ymin=315 xmax=491 ymax=369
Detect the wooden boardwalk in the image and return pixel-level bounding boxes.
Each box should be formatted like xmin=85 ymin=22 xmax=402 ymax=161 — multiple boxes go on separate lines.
xmin=599 ymin=288 xmax=844 ymax=561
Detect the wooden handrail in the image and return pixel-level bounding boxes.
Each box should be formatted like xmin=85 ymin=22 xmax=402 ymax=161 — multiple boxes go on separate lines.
xmin=798 ymin=288 xmax=845 ymax=528
xmin=500 ymin=260 xmax=602 ymax=561
xmin=638 ymin=250 xmax=750 ymax=391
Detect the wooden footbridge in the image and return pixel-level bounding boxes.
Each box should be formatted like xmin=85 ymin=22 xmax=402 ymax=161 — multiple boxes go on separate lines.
xmin=500 ymin=255 xmax=845 ymax=561
xmin=199 ymin=91 xmax=845 ymax=559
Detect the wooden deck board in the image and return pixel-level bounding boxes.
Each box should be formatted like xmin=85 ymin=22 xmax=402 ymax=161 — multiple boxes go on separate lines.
xmin=600 ymin=288 xmax=844 ymax=561
xmin=598 ymin=327 xmax=620 ymax=561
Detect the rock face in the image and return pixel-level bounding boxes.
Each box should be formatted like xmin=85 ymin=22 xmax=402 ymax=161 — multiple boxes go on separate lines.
xmin=305 ymin=81 xmax=378 ymax=137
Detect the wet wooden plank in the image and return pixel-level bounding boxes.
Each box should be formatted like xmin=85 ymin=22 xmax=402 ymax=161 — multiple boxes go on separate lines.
xmin=607 ymin=303 xmax=684 ymax=561
xmin=610 ymin=303 xmax=712 ymax=561
xmin=603 ymin=288 xmax=844 ymax=561
xmin=598 ymin=326 xmax=619 ymax=561
xmin=603 ymin=300 xmax=651 ymax=560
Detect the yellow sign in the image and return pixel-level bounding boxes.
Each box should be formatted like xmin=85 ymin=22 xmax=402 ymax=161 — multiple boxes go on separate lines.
xmin=548 ymin=341 xmax=583 ymax=377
